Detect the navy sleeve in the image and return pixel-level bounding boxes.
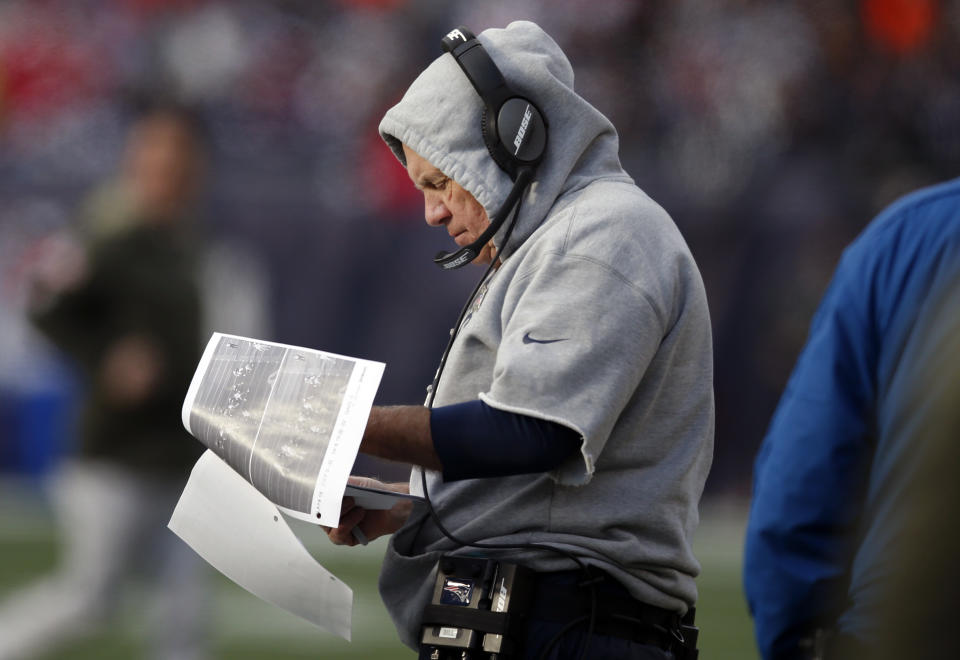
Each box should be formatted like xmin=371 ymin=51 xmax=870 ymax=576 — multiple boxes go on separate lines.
xmin=430 ymin=400 xmax=582 ymax=482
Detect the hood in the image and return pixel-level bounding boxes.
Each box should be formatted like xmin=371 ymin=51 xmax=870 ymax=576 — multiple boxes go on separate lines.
xmin=378 ymin=20 xmax=632 ymax=258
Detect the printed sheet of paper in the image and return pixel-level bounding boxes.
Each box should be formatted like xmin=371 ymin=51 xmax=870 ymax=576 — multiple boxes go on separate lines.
xmin=169 ymin=450 xmax=353 ymax=639
xmin=181 ymin=333 xmax=385 ymax=526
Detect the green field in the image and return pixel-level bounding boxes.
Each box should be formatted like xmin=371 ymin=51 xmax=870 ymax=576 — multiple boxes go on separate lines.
xmin=0 ymin=481 xmax=757 ymax=659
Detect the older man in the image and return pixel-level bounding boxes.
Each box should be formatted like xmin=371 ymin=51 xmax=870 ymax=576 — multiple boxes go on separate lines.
xmin=328 ymin=22 xmax=714 ymax=660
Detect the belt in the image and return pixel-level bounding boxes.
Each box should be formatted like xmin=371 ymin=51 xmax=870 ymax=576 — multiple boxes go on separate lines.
xmin=526 ymin=570 xmax=682 ymax=651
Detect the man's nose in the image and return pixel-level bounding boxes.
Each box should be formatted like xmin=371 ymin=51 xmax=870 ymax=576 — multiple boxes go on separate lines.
xmin=424 ymin=194 xmax=448 ymax=227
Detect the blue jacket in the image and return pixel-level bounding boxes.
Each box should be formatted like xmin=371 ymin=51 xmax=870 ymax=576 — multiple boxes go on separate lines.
xmin=743 ymin=177 xmax=960 ymax=659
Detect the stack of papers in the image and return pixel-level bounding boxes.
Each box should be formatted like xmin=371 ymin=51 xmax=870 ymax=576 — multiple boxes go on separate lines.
xmin=168 ymin=333 xmax=418 ymax=639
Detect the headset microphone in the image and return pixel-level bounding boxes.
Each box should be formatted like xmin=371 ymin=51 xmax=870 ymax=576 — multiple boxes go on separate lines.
xmin=432 ymin=26 xmax=547 ymax=270
xmin=433 ymin=167 xmax=534 ymax=269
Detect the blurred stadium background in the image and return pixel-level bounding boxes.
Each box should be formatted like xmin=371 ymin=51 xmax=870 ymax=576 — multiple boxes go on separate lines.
xmin=0 ymin=484 xmax=752 ymax=659
xmin=1 ymin=0 xmax=958 ymax=658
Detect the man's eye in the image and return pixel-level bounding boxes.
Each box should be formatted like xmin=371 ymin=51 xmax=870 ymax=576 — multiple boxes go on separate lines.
xmin=420 ymin=177 xmax=448 ymax=192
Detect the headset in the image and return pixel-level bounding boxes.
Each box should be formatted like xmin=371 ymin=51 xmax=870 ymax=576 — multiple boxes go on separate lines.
xmin=432 ymin=26 xmax=548 ymax=270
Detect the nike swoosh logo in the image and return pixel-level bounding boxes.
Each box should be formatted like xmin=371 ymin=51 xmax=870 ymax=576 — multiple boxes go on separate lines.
xmin=522 ymin=332 xmax=568 ymax=345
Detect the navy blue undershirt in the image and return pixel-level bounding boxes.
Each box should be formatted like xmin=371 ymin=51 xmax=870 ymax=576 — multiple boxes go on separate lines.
xmin=429 ymin=400 xmax=582 ymax=482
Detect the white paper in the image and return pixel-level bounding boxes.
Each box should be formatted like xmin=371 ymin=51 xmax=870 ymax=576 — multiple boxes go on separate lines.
xmin=169 ymin=450 xmax=353 ymax=640
xmin=180 ymin=333 xmax=385 ymax=526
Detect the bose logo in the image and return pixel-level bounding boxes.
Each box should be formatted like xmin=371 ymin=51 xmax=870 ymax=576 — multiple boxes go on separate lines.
xmin=494 ymin=579 xmax=508 ymax=612
xmin=513 ymin=104 xmax=533 ymax=154
xmin=446 ymin=29 xmax=468 ymax=43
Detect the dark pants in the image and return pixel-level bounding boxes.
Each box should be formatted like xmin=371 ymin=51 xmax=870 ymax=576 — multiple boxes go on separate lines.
xmin=418 ymin=625 xmax=673 ymax=660
xmin=522 ymin=620 xmax=675 ymax=659
xmin=519 ymin=570 xmax=679 ymax=659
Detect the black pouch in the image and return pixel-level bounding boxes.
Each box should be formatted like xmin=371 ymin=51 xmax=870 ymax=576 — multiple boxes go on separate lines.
xmin=418 ymin=555 xmax=535 ymax=660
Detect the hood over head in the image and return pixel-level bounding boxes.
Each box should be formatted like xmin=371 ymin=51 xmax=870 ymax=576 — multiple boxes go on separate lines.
xmin=379 ymin=21 xmax=632 ymax=258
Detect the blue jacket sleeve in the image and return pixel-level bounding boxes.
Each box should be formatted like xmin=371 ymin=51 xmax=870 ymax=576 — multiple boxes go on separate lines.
xmin=743 ymin=253 xmax=877 ymax=659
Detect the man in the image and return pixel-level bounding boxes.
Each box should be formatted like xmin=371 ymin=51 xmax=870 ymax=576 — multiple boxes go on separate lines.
xmin=0 ymin=103 xmax=210 ymax=660
xmin=743 ymin=177 xmax=960 ymax=659
xmin=327 ymin=22 xmax=714 ymax=659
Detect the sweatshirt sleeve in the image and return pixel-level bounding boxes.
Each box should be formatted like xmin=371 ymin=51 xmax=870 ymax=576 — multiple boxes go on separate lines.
xmin=481 ymin=247 xmax=672 ymax=485
xmin=30 ymin=243 xmax=113 ymax=373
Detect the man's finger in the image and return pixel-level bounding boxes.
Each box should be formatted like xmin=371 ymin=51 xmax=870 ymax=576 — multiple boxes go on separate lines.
xmin=329 ymin=505 xmax=366 ymax=545
xmin=340 ymin=496 xmax=357 ymax=518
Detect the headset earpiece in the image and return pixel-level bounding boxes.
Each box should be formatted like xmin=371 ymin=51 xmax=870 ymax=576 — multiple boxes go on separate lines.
xmin=480 ymin=106 xmax=512 ymax=177
xmin=491 ymin=97 xmax=546 ymax=171
xmin=442 ymin=26 xmax=547 ymax=181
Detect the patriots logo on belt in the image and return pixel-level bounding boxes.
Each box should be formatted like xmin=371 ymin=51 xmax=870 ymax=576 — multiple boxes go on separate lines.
xmin=440 ymin=578 xmax=474 ymax=606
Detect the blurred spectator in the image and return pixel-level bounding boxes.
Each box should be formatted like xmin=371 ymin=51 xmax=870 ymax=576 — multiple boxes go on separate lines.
xmin=871 ymin=271 xmax=960 ymax=660
xmin=0 ymin=102 xmax=212 ymax=660
xmin=743 ymin=176 xmax=960 ymax=659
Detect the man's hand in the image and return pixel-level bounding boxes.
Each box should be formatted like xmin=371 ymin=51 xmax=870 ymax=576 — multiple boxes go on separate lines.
xmin=325 ymin=476 xmax=413 ymax=547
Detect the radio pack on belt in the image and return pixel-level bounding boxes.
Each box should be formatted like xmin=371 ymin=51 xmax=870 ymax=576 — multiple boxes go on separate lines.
xmin=419 ymin=556 xmax=535 ymax=660
xmin=418 ymin=555 xmax=701 ymax=659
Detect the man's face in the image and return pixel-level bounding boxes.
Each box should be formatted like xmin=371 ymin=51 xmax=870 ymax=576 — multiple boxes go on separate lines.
xmin=402 ymin=144 xmax=495 ymax=265
xmin=124 ymin=113 xmax=204 ymax=224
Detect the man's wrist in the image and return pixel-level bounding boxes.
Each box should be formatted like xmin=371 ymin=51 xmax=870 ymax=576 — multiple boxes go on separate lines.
xmin=361 ymin=405 xmax=441 ymax=471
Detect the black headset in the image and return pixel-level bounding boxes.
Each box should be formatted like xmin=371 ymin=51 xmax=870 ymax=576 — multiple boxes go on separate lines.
xmin=432 ymin=26 xmax=548 ymax=270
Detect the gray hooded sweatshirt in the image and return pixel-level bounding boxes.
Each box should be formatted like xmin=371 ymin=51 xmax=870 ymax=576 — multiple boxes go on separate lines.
xmin=377 ymin=21 xmax=714 ymax=650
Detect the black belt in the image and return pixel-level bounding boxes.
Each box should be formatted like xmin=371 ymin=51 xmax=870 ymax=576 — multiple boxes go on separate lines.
xmin=526 ymin=570 xmax=682 ymax=651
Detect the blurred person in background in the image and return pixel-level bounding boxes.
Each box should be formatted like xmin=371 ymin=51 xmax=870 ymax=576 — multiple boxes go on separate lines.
xmin=326 ymin=22 xmax=713 ymax=660
xmin=743 ymin=176 xmax=960 ymax=660
xmin=0 ymin=102 xmax=212 ymax=660
xmin=870 ymin=271 xmax=960 ymax=660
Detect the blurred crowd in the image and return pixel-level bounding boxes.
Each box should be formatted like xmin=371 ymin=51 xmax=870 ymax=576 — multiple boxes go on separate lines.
xmin=2 ymin=0 xmax=959 ymax=494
